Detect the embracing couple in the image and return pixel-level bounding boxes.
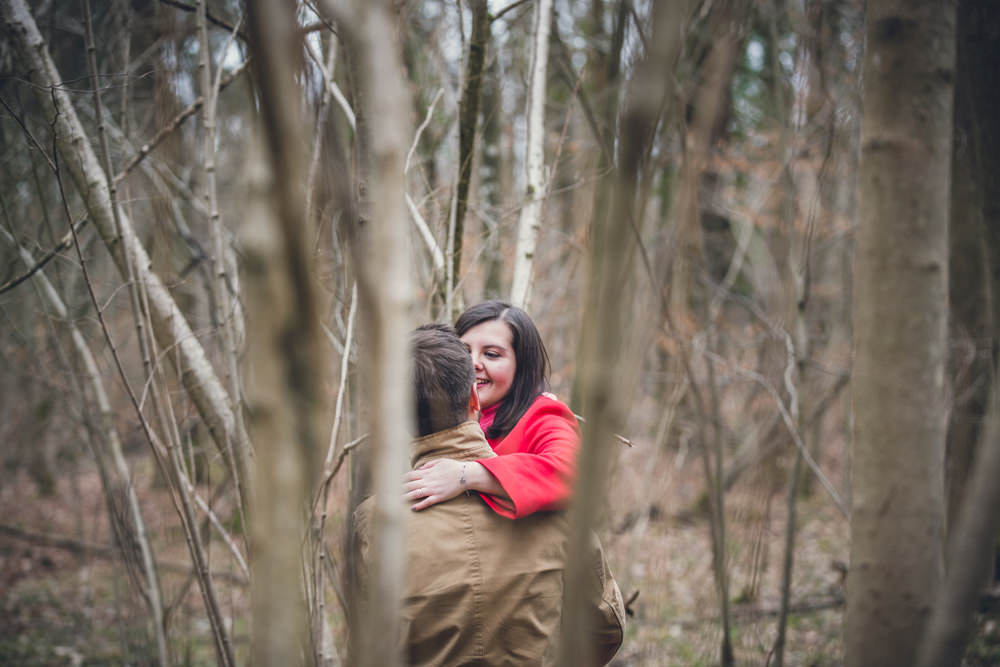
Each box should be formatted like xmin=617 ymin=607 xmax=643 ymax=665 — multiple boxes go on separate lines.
xmin=352 ymin=301 xmax=625 ymax=665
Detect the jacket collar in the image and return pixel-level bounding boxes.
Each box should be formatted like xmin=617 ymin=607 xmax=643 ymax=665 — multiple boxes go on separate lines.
xmin=411 ymin=421 xmax=495 ymax=469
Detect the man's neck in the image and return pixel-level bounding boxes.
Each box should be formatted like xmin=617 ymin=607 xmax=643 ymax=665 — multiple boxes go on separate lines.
xmin=411 ymin=421 xmax=495 ymax=469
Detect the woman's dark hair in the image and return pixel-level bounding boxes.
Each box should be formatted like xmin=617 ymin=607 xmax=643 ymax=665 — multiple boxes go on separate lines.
xmin=455 ymin=300 xmax=550 ymax=440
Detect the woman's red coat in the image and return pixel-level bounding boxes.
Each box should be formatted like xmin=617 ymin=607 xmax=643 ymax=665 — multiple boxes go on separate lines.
xmin=477 ymin=394 xmax=580 ymax=519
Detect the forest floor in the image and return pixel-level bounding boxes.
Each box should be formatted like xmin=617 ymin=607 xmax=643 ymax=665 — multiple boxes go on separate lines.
xmin=604 ymin=439 xmax=850 ymax=666
xmin=2 ymin=439 xmax=999 ymax=666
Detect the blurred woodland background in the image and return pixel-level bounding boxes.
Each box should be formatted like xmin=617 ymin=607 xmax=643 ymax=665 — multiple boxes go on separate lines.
xmin=1 ymin=0 xmax=998 ymax=665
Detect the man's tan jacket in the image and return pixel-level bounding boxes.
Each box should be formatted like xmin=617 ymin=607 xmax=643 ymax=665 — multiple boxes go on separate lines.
xmin=353 ymin=421 xmax=624 ymax=666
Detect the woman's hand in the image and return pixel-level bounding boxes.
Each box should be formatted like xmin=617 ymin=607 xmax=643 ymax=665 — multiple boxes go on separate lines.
xmin=404 ymin=459 xmax=510 ymax=511
xmin=404 ymin=459 xmax=465 ymax=511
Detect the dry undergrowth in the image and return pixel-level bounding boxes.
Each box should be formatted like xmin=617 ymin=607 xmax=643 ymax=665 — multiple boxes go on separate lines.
xmin=2 ymin=431 xmax=996 ymax=666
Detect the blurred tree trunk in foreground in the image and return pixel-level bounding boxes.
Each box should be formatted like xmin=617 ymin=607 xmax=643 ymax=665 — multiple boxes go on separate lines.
xmin=846 ymin=2 xmax=954 ymax=666
xmin=559 ymin=0 xmax=682 ymax=663
xmin=340 ymin=0 xmax=415 ymax=665
xmin=245 ymin=0 xmax=328 ymax=662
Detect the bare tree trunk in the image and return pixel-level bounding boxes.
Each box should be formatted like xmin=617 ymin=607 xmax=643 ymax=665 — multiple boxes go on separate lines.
xmin=1 ymin=0 xmax=247 ymax=484
xmin=568 ymin=0 xmax=628 ymax=413
xmin=917 ymin=382 xmax=1000 ymax=667
xmin=675 ymin=6 xmax=745 ymax=665
xmin=945 ymin=0 xmax=1000 ymax=551
xmin=450 ymin=0 xmax=489 ymax=315
xmin=668 ymin=4 xmax=741 ymax=323
xmin=558 ymin=1 xmax=676 ymax=663
xmin=479 ymin=31 xmax=504 ymax=300
xmin=197 ymin=0 xmax=250 ymax=522
xmin=846 ymin=2 xmax=955 ymax=665
xmin=343 ymin=1 xmax=416 ymax=665
xmin=510 ymin=0 xmax=553 ymax=310
xmin=244 ymin=0 xmax=329 ymax=662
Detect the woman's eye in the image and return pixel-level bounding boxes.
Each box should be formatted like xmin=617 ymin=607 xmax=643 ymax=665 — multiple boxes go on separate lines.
xmin=485 ymin=351 xmax=500 ymax=359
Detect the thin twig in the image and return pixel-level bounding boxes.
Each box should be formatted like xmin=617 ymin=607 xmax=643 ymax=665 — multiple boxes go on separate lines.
xmin=323 ymin=282 xmax=358 ymax=471
xmin=405 ymin=88 xmax=444 ymax=174
xmin=406 ymin=193 xmax=446 ymax=275
xmin=304 ymin=31 xmax=340 ymax=232
xmin=0 ymin=217 xmax=88 ymax=295
xmin=303 ymin=30 xmax=356 ymax=130
xmin=0 ymin=94 xmax=57 ymax=172
xmin=702 ymin=348 xmax=849 ymax=518
xmin=113 ymin=60 xmax=249 ymax=184
xmin=572 ymin=413 xmax=634 ymax=447
xmin=628 ymin=2 xmax=651 ymax=55
xmin=491 ymin=0 xmax=533 ymax=22
xmin=158 ymin=0 xmax=246 ymax=38
xmin=182 ymin=472 xmax=250 ymax=579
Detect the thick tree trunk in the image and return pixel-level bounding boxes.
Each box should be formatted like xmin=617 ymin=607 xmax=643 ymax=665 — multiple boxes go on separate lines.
xmin=510 ymin=0 xmax=553 ymax=310
xmin=846 ymin=2 xmax=955 ymax=666
xmin=1 ymin=0 xmax=246 ymax=483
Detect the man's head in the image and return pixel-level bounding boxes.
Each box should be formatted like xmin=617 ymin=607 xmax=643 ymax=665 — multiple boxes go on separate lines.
xmin=411 ymin=324 xmax=479 ymax=437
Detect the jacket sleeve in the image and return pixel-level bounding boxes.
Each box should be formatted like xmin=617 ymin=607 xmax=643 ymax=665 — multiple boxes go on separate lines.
xmin=477 ymin=398 xmax=579 ymax=519
xmin=588 ymin=531 xmax=626 ymax=665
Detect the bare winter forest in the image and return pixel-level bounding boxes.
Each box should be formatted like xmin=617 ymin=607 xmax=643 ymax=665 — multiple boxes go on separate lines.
xmin=1 ymin=0 xmax=999 ymax=665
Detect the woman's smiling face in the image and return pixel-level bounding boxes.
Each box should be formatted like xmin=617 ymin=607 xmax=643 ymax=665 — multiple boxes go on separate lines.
xmin=460 ymin=319 xmax=517 ymax=410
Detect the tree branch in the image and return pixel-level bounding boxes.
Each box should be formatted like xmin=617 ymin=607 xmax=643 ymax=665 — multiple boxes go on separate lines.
xmin=0 ymin=217 xmax=88 ymax=296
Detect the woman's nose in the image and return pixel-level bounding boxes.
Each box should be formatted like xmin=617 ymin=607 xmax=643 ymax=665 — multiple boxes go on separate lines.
xmin=472 ymin=355 xmax=484 ymax=370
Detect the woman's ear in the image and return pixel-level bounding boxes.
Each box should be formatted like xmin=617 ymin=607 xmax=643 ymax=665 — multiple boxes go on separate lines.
xmin=467 ymin=384 xmax=481 ymax=419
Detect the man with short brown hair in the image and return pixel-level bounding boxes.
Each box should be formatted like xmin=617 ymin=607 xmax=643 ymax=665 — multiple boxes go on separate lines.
xmin=352 ymin=325 xmax=623 ymax=665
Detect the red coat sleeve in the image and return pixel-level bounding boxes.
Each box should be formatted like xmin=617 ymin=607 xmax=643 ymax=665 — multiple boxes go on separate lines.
xmin=477 ymin=396 xmax=580 ymax=519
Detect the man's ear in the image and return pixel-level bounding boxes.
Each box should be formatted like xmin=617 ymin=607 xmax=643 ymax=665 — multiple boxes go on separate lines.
xmin=467 ymin=384 xmax=481 ymax=419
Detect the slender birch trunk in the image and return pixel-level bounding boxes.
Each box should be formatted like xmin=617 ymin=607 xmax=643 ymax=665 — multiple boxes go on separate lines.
xmin=509 ymin=0 xmax=553 ymax=310
xmin=846 ymin=2 xmax=954 ymax=665
xmin=244 ymin=0 xmax=329 ymax=662
xmin=1 ymin=0 xmax=246 ymax=480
